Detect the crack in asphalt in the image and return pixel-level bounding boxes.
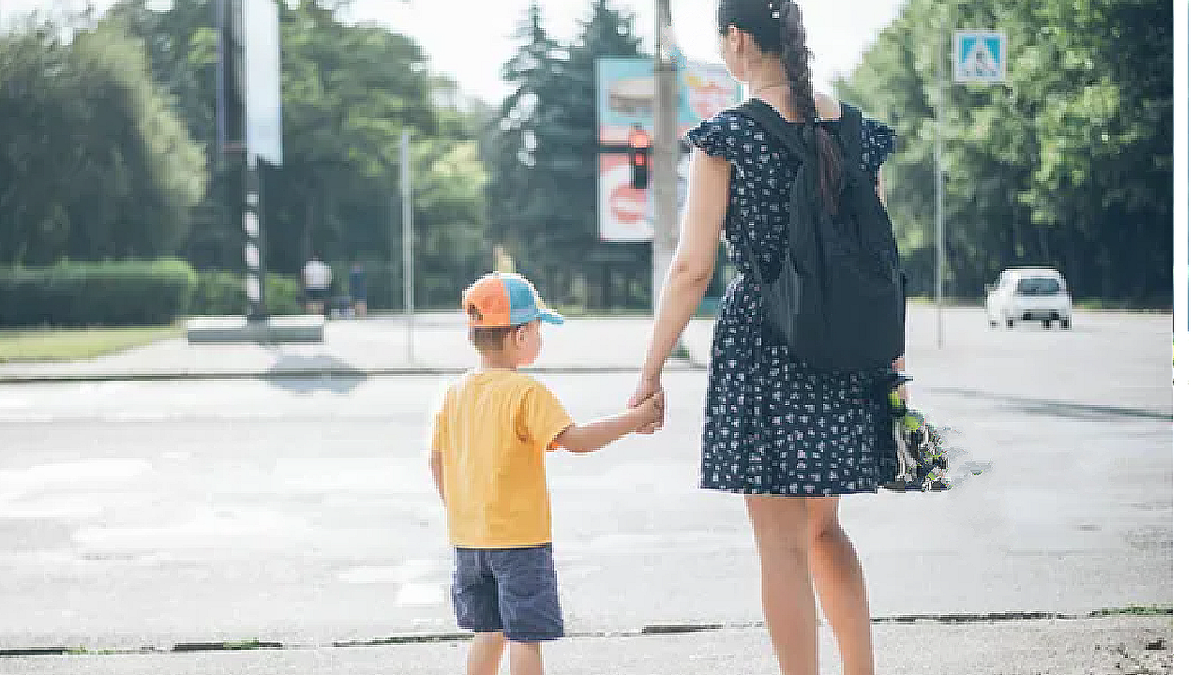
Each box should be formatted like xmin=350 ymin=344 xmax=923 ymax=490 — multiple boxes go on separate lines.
xmin=0 ymin=608 xmax=1172 ymax=657
xmin=927 ymin=387 xmax=1172 ymax=421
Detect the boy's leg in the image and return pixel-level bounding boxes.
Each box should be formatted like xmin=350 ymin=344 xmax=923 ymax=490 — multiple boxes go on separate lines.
xmin=467 ymin=632 xmax=506 ymax=675
xmin=489 ymin=544 xmax=562 ymax=675
xmin=453 ymin=548 xmax=505 ymax=675
xmin=508 ymin=641 xmax=544 ymax=675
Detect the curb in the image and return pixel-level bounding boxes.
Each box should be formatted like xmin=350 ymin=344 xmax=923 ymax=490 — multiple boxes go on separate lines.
xmin=0 ymin=361 xmax=707 ymax=385
xmin=0 ymin=610 xmax=1172 ymax=658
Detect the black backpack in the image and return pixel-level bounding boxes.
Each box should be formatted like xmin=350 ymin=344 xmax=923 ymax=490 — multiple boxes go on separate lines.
xmin=736 ymin=99 xmax=905 ymax=371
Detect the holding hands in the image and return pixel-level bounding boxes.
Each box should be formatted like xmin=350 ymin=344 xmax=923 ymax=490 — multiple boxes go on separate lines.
xmin=629 ymin=375 xmax=666 ymax=434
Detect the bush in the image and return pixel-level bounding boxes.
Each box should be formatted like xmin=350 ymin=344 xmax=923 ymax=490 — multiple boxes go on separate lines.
xmin=0 ymin=260 xmax=196 ymax=327
xmin=190 ymin=271 xmax=301 ymax=316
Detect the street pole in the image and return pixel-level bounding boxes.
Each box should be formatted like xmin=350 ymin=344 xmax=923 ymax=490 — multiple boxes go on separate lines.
xmin=401 ymin=129 xmax=415 ymax=363
xmin=651 ymin=0 xmax=679 ymax=313
xmin=245 ymin=157 xmax=266 ymax=321
xmin=935 ymin=26 xmax=946 ymax=350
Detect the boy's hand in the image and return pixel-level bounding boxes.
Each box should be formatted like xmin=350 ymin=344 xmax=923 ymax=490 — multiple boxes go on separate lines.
xmin=629 ymin=376 xmax=665 ymax=434
xmin=632 ymin=389 xmax=665 ymax=430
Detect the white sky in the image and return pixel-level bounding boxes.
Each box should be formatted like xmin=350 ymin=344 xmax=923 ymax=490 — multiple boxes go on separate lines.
xmin=2 ymin=0 xmax=906 ymax=103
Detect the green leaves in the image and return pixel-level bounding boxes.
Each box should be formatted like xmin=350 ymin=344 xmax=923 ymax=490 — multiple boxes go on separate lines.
xmin=838 ymin=0 xmax=1171 ymax=302
xmin=0 ymin=20 xmax=206 ymax=265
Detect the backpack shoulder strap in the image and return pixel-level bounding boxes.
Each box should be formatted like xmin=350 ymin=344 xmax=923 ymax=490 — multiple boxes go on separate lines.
xmin=735 ymin=100 xmax=806 ymax=157
xmin=835 ymin=102 xmax=864 ymax=170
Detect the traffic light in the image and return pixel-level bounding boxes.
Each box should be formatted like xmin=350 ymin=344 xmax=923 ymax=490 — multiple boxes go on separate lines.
xmin=630 ymin=147 xmax=648 ymax=189
xmin=629 ymin=126 xmax=650 ymax=190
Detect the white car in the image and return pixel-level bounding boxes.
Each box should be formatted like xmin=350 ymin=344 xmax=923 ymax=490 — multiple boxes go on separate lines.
xmin=985 ymin=267 xmax=1073 ymax=329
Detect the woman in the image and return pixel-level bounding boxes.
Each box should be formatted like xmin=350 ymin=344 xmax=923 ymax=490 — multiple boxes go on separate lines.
xmin=629 ymin=1 xmax=902 ymax=674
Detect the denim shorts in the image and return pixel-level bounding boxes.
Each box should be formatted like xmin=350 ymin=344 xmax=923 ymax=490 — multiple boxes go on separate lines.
xmin=452 ymin=544 xmax=564 ymax=642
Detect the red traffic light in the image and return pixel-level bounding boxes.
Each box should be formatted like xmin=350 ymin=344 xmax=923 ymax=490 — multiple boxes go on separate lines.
xmin=629 ymin=128 xmax=650 ymax=149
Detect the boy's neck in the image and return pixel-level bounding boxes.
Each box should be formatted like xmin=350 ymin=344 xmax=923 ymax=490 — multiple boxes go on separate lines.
xmin=479 ymin=351 xmax=521 ymax=371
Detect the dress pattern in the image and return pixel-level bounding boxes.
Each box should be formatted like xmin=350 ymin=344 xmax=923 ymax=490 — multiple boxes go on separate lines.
xmin=686 ymin=101 xmax=899 ymax=496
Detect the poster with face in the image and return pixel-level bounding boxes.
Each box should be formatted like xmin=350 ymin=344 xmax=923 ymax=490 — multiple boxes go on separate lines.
xmin=597 ymin=153 xmax=653 ymax=242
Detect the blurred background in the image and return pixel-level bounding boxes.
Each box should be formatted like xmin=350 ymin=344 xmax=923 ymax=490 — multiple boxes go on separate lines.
xmin=0 ymin=0 xmax=1173 ymax=329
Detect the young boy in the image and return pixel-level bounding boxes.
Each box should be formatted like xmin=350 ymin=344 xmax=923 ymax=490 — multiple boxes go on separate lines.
xmin=429 ymin=272 xmax=663 ymax=675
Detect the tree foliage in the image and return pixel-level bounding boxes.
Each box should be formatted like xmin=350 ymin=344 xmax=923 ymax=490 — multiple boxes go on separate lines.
xmin=485 ymin=0 xmax=648 ymax=307
xmin=0 ymin=20 xmax=206 ymax=265
xmin=836 ymin=0 xmax=1171 ymax=302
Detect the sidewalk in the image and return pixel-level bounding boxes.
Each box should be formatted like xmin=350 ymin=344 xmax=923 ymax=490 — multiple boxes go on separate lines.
xmin=0 ymin=314 xmax=716 ymax=383
xmin=0 ymin=616 xmax=1174 ymax=675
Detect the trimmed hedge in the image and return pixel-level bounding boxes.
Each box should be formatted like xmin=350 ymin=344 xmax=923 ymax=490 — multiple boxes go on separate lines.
xmin=0 ymin=263 xmax=303 ymax=327
xmin=190 ymin=271 xmax=301 ymax=316
xmin=0 ymin=261 xmax=196 ymax=327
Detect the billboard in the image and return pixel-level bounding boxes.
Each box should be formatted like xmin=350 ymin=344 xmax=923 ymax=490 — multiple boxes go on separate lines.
xmin=597 ymin=153 xmax=652 ymax=242
xmin=243 ymin=0 xmax=282 ymax=165
xmin=595 ymin=58 xmax=742 ymax=145
xmin=597 ymin=153 xmax=689 ymax=243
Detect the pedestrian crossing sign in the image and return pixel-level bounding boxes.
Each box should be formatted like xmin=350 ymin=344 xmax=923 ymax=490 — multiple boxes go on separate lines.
xmin=954 ymin=31 xmax=1007 ymax=83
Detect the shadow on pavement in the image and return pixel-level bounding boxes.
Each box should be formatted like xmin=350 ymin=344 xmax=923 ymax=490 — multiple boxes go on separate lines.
xmin=261 ymin=353 xmax=368 ymax=394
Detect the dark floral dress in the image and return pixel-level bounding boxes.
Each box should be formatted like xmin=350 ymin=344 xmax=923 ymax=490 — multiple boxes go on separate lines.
xmin=686 ymin=101 xmax=899 ymax=496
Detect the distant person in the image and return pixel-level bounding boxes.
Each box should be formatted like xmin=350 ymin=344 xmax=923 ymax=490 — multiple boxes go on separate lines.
xmin=428 ymin=272 xmax=663 ymax=675
xmin=628 ymin=2 xmax=905 ymax=674
xmin=348 ymin=261 xmax=367 ymax=318
xmin=302 ymin=254 xmax=333 ymax=315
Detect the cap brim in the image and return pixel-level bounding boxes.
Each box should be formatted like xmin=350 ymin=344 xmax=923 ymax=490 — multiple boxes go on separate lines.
xmin=538 ymin=310 xmax=565 ymax=325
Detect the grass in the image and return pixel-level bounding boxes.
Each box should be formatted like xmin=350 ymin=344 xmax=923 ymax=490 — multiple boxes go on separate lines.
xmin=0 ymin=324 xmax=182 ymax=363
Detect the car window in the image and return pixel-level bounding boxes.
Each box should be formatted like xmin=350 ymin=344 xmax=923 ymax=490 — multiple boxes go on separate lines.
xmin=1016 ymin=277 xmax=1061 ymax=295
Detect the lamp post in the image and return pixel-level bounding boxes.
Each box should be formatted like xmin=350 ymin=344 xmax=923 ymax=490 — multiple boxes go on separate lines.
xmin=651 ymin=0 xmax=679 ymax=312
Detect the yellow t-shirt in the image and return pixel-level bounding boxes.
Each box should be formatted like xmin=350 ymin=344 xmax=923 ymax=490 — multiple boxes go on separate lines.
xmin=432 ymin=370 xmax=574 ymax=549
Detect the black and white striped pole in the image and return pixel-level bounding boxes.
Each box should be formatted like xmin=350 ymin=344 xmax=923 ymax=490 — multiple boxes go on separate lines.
xmin=244 ymin=160 xmax=266 ymax=321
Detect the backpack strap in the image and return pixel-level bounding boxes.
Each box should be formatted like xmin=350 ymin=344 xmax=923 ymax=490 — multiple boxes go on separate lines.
xmin=835 ymin=103 xmax=864 ymax=175
xmin=735 ymin=100 xmax=807 ymax=158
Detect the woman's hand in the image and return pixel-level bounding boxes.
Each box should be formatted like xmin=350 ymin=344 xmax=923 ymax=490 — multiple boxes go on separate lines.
xmin=629 ymin=375 xmax=665 ymax=434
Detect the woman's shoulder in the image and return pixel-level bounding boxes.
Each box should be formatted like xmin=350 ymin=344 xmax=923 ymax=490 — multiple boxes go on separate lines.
xmin=814 ymin=91 xmax=841 ymax=120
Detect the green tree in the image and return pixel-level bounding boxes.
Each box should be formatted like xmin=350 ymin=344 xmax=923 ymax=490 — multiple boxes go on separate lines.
xmin=486 ymin=0 xmax=646 ymax=308
xmin=106 ymin=0 xmax=491 ymax=306
xmin=0 ymin=20 xmax=206 ymax=265
xmin=836 ymin=0 xmax=1171 ymax=303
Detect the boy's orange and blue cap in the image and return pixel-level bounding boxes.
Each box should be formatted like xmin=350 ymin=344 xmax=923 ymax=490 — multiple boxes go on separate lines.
xmin=462 ymin=272 xmax=564 ymax=327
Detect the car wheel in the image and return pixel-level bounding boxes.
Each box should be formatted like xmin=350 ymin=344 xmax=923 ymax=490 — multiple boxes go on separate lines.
xmin=1061 ymin=318 xmax=1071 ymax=330
xmin=1005 ymin=318 xmax=1014 ymax=329
xmin=1042 ymin=319 xmax=1052 ymax=329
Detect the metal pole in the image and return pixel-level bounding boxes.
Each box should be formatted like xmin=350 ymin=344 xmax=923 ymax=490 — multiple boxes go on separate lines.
xmin=391 ymin=144 xmax=402 ymax=313
xmin=401 ymin=130 xmax=415 ymax=363
xmin=935 ymin=26 xmax=946 ymax=350
xmin=245 ymin=157 xmax=266 ymax=320
xmin=651 ymin=0 xmax=679 ymax=313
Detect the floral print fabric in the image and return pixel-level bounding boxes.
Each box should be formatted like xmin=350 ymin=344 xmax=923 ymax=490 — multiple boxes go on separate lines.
xmin=686 ymin=103 xmax=898 ymax=495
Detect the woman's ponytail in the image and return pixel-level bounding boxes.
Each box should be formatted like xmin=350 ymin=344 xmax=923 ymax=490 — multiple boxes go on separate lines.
xmin=778 ymin=2 xmax=843 ymax=214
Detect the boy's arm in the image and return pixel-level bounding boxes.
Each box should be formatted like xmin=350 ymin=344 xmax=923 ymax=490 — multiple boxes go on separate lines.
xmin=554 ymin=392 xmax=663 ymax=454
xmin=429 ymin=449 xmax=445 ymax=504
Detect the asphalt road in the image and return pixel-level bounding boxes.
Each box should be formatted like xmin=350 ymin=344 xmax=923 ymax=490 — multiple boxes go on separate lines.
xmin=0 ymin=309 xmax=1173 ymax=651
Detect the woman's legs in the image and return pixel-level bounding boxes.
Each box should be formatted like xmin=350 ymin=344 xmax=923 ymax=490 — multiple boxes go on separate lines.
xmin=745 ymin=495 xmax=819 ymax=675
xmin=466 ymin=632 xmax=505 ymax=675
xmin=806 ymin=496 xmax=875 ymax=675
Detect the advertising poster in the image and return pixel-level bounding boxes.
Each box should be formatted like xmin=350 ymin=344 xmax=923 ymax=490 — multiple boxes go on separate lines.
xmin=596 ymin=58 xmax=742 ymax=145
xmin=597 ymin=153 xmax=690 ymax=243
xmin=597 ymin=153 xmax=652 ymax=242
xmin=243 ymin=0 xmax=283 ymax=165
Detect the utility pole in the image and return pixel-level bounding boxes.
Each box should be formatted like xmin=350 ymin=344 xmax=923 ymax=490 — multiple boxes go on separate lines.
xmin=400 ymin=130 xmax=415 ymax=363
xmin=651 ymin=0 xmax=679 ymax=312
xmin=935 ymin=26 xmax=946 ymax=350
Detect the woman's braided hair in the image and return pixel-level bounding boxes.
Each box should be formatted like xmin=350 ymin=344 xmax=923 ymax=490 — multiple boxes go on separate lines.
xmin=717 ymin=0 xmax=844 ymax=213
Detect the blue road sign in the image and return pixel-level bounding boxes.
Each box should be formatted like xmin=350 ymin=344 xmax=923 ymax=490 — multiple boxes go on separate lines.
xmin=954 ymin=31 xmax=1007 ymax=84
